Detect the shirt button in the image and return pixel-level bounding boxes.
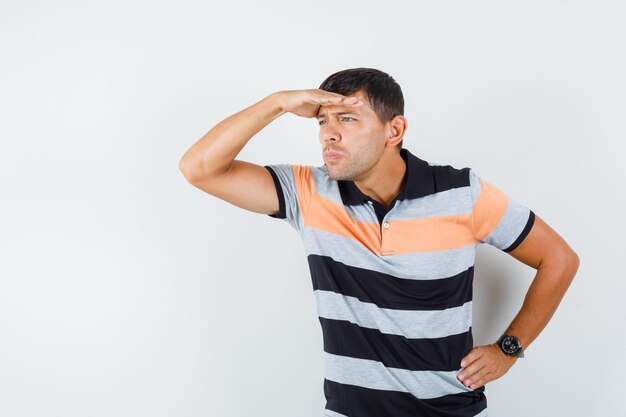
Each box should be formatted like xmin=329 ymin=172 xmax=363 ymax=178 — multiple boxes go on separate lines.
xmin=383 ymin=222 xmax=390 ymax=229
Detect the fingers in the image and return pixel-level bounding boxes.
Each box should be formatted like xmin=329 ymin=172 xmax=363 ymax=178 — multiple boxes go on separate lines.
xmin=459 ymin=366 xmax=493 ymax=389
xmin=467 ymin=371 xmax=492 ymax=390
xmin=458 ymin=357 xmax=487 ymax=389
xmin=460 ymin=347 xmax=481 ymax=369
xmin=458 ymin=344 xmax=517 ymax=389
xmin=317 ymin=98 xmax=361 ymax=106
xmin=313 ymin=93 xmax=363 ymax=107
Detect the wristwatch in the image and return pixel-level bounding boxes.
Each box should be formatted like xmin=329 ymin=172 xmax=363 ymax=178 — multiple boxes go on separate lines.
xmin=497 ymin=334 xmax=525 ymax=358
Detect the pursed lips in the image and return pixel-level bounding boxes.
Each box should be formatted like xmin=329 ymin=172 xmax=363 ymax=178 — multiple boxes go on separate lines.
xmin=324 ymin=150 xmax=344 ymax=160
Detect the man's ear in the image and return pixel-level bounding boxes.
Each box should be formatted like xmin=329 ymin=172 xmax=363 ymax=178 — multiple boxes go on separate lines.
xmin=388 ymin=115 xmax=407 ymax=141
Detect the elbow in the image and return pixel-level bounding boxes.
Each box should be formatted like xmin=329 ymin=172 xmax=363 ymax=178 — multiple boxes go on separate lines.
xmin=179 ymin=157 xmax=199 ymax=183
xmin=178 ymin=157 xmax=189 ymax=179
xmin=539 ymin=247 xmax=580 ymax=278
xmin=562 ymin=245 xmax=580 ymax=271
xmin=568 ymin=250 xmax=580 ymax=276
xmin=178 ymin=156 xmax=231 ymax=185
xmin=556 ymin=249 xmax=580 ymax=285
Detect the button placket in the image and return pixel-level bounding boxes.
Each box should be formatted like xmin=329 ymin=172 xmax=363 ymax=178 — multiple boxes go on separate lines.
xmin=380 ymin=200 xmax=401 ymax=255
xmin=366 ymin=200 xmax=378 ymax=223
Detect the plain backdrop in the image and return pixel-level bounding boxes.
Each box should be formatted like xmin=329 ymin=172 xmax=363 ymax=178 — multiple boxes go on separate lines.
xmin=1 ymin=1 xmax=624 ymax=416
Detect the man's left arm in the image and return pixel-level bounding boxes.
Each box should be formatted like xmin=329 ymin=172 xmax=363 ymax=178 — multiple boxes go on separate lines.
xmin=457 ymin=214 xmax=580 ymax=390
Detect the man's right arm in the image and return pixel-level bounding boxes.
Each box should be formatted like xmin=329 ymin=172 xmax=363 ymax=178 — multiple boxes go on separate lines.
xmin=178 ymin=89 xmax=362 ymax=216
xmin=178 ymin=92 xmax=286 ymax=216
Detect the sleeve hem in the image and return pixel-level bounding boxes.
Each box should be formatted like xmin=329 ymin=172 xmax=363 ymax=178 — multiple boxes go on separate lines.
xmin=264 ymin=165 xmax=287 ymax=219
xmin=503 ymin=210 xmax=536 ymax=252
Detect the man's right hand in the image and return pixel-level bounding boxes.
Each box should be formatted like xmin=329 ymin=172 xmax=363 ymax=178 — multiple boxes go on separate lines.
xmin=275 ymin=89 xmax=364 ymax=118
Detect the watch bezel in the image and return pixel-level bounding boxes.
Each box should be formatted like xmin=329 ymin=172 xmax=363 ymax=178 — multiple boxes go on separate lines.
xmin=498 ymin=334 xmax=524 ymax=358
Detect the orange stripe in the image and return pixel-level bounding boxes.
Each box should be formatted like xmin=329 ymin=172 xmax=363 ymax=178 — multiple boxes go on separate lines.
xmin=304 ymin=192 xmax=478 ymax=255
xmin=382 ymin=214 xmax=475 ymax=255
xmin=291 ymin=165 xmax=316 ymax=221
xmin=472 ymin=178 xmax=509 ymax=241
xmin=306 ymin=193 xmax=381 ymax=253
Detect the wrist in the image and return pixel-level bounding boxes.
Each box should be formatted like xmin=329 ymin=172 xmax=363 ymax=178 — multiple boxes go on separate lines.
xmin=497 ymin=334 xmax=525 ymax=358
xmin=269 ymin=91 xmax=288 ymax=115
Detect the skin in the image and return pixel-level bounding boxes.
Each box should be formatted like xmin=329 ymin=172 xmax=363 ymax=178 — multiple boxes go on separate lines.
xmin=314 ymin=89 xmax=409 ymax=208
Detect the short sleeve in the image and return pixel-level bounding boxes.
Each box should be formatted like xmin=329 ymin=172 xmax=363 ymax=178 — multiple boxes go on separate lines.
xmin=263 ymin=164 xmax=315 ymax=232
xmin=469 ymin=169 xmax=536 ymax=252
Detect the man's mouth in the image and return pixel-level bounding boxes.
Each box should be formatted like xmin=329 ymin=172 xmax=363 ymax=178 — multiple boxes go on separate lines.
xmin=324 ymin=149 xmax=345 ymax=160
xmin=324 ymin=152 xmax=343 ymax=160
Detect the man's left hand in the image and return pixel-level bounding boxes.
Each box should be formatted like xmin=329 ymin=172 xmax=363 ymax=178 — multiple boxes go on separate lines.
xmin=457 ymin=343 xmax=517 ymax=389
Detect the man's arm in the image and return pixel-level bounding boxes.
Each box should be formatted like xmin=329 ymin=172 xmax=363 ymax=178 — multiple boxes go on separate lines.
xmin=178 ymin=90 xmax=362 ymax=215
xmin=178 ymin=92 xmax=286 ymax=216
xmin=457 ymin=214 xmax=580 ymax=390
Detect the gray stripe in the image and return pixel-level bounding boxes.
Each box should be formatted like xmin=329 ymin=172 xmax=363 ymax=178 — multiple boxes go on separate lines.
xmin=473 ymin=408 xmax=488 ymax=417
xmin=483 ymin=198 xmax=531 ymax=250
xmin=324 ymin=351 xmax=473 ymax=399
xmin=301 ymin=227 xmax=476 ymax=279
xmin=389 ymin=186 xmax=472 ymax=221
xmin=345 ymin=202 xmax=380 ymax=224
xmin=310 ymin=165 xmax=342 ymax=205
xmin=315 ymin=289 xmax=472 ymax=339
xmin=323 ymin=410 xmax=348 ymax=417
xmin=266 ymin=164 xmax=305 ymax=231
xmin=469 ymin=169 xmax=482 ymax=204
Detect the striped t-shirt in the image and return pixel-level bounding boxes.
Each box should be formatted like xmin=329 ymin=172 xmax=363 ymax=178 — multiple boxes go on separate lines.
xmin=263 ymin=147 xmax=535 ymax=417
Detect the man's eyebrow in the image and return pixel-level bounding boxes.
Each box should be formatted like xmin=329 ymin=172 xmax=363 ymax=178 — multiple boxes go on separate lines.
xmin=316 ymin=110 xmax=360 ymax=119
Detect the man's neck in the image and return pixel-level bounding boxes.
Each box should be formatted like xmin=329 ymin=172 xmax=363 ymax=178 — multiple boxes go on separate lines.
xmin=354 ymin=149 xmax=407 ymax=208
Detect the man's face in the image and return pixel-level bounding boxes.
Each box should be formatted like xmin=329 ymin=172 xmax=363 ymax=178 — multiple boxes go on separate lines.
xmin=316 ymin=90 xmax=388 ymax=181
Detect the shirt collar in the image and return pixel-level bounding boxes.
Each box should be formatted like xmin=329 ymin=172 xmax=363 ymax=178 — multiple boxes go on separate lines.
xmin=337 ymin=147 xmax=435 ymax=206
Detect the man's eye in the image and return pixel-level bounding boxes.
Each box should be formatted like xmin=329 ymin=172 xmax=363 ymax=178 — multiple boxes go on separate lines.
xmin=318 ymin=118 xmax=354 ymax=126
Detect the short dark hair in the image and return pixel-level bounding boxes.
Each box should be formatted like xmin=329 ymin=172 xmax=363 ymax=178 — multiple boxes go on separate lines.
xmin=318 ymin=67 xmax=405 ymax=150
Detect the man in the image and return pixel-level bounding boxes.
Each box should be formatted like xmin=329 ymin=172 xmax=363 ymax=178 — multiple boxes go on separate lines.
xmin=179 ymin=67 xmax=579 ymax=417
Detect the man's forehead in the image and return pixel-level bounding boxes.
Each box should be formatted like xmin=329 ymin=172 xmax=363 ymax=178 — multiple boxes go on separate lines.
xmin=316 ymin=96 xmax=371 ymax=118
xmin=316 ymin=108 xmax=363 ymax=118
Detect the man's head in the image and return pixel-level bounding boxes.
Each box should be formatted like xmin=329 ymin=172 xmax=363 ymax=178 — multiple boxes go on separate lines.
xmin=317 ymin=67 xmax=407 ymax=181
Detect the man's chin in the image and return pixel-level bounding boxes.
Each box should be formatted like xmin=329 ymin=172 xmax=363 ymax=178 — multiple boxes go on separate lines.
xmin=327 ymin=170 xmax=340 ymax=181
xmin=325 ymin=162 xmax=355 ymax=181
xmin=328 ymin=171 xmax=351 ymax=181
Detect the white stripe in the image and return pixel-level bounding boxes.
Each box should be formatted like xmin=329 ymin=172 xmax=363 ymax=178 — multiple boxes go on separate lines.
xmin=323 ymin=409 xmax=348 ymax=417
xmin=473 ymin=408 xmax=488 ymax=417
xmin=390 ymin=186 xmax=472 ymax=221
xmin=315 ymin=289 xmax=472 ymax=339
xmin=302 ymin=227 xmax=477 ymax=280
xmin=324 ymin=351 xmax=472 ymax=399
xmin=310 ymin=166 xmax=346 ymax=206
xmin=485 ymin=198 xmax=531 ymax=250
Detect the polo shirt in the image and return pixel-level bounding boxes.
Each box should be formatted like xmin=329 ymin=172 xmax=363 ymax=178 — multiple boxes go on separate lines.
xmin=263 ymin=147 xmax=535 ymax=417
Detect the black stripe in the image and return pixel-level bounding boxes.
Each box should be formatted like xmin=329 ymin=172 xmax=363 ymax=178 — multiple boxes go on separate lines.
xmin=324 ymin=378 xmax=487 ymax=417
xmin=503 ymin=210 xmax=536 ymax=252
xmin=431 ymin=165 xmax=471 ymax=193
xmin=308 ymin=255 xmax=474 ymax=311
xmin=320 ymin=318 xmax=473 ymax=372
xmin=263 ymin=165 xmax=286 ymax=219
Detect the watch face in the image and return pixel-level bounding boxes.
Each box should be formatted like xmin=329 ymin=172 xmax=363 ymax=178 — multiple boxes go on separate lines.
xmin=501 ymin=336 xmax=520 ymax=354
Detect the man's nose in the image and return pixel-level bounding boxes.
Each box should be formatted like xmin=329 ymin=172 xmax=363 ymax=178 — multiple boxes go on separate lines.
xmin=321 ymin=120 xmax=341 ymax=142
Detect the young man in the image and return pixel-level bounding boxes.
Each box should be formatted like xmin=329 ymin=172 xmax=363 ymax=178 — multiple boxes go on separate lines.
xmin=179 ymin=68 xmax=579 ymax=417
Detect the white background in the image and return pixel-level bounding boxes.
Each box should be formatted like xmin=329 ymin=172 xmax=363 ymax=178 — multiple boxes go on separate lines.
xmin=1 ymin=1 xmax=624 ymax=416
